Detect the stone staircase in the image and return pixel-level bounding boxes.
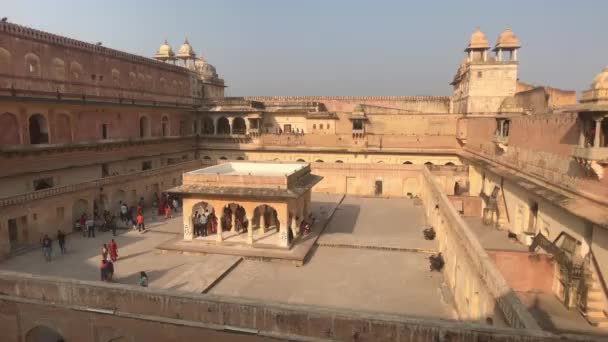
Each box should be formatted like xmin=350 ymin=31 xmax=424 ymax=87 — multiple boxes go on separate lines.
xmin=582 ymin=261 xmax=608 ymax=328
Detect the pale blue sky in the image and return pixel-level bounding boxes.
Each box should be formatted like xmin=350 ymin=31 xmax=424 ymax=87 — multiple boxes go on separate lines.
xmin=3 ymin=0 xmax=606 ymax=96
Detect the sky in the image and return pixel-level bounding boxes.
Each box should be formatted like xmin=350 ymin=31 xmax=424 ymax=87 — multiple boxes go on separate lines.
xmin=3 ymin=0 xmax=607 ymax=96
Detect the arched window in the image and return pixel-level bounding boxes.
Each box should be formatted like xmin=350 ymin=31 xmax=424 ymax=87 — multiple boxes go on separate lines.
xmin=203 ymin=156 xmax=211 ymax=160
xmin=129 ymin=72 xmax=137 ymax=87
xmin=219 ymin=156 xmax=227 ymax=160
xmin=24 ymin=53 xmax=41 ymax=77
xmin=29 ymin=114 xmax=48 ymax=144
xmin=50 ymin=58 xmax=65 ymax=81
xmin=424 ymin=162 xmax=433 ymax=165
xmin=445 ymin=162 xmax=456 ymax=166
xmin=70 ymin=61 xmax=83 ymax=80
xmin=0 ymin=47 xmax=11 ymax=74
xmin=202 ymin=117 xmax=214 ymax=134
xmin=315 ymin=159 xmax=324 ymax=163
xmin=236 ymin=157 xmax=245 ymax=160
xmin=139 ymin=116 xmax=151 ymax=138
xmin=217 ymin=117 xmax=230 ymax=134
xmin=403 ymin=161 xmax=413 ymax=165
xmin=377 ymin=161 xmax=384 ymax=163
xmin=26 ymin=325 xmax=64 ymax=342
xmin=296 ymin=159 xmax=306 ymax=162
xmin=161 ymin=116 xmax=169 ymax=137
xmin=0 ymin=112 xmax=20 ymax=145
xmin=313 ymin=124 xmax=316 ymax=129
xmin=335 ymin=160 xmax=343 ymax=163
xmin=232 ymin=117 xmax=246 ymax=135
xmin=111 ymin=68 xmax=120 ymax=85
xmin=319 ymin=124 xmax=324 ymax=129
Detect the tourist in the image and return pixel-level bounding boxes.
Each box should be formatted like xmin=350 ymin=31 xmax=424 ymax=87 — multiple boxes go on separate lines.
xmin=138 ymin=197 xmax=145 ymax=212
xmin=101 ymin=244 xmax=109 ymax=260
xmin=172 ymin=197 xmax=179 ymax=212
xmin=200 ymin=210 xmax=208 ymax=236
xmin=158 ymin=195 xmax=166 ymax=216
xmin=41 ymin=234 xmax=52 ymax=262
xmin=137 ymin=212 xmax=145 ymax=232
xmin=109 ymin=239 xmax=118 ymax=262
xmin=165 ymin=203 xmax=172 ymax=219
xmin=57 ymin=230 xmax=66 ymax=255
xmin=106 ymin=259 xmax=114 ymax=281
xmin=79 ymin=213 xmax=87 ymax=237
xmin=120 ymin=202 xmax=128 ymax=225
xmin=192 ymin=211 xmax=199 ymax=236
xmin=139 ymin=271 xmax=148 ymax=287
xmin=100 ymin=259 xmax=108 ymax=281
xmin=87 ymin=217 xmax=95 ymax=238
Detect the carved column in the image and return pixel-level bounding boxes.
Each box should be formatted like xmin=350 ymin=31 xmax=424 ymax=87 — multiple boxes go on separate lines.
xmin=260 ymin=205 xmax=266 ymax=234
xmin=247 ymin=211 xmax=254 ymax=244
xmin=579 ymin=120 xmax=586 ymax=147
xmin=291 ymin=214 xmax=298 ymax=238
xmin=213 ymin=116 xmax=218 ymax=135
xmin=228 ymin=117 xmax=234 ymax=135
xmin=594 ymin=117 xmax=602 ymax=147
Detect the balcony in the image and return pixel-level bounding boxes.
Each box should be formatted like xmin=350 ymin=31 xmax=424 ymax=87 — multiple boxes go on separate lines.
xmin=492 ymin=135 xmax=509 ymax=152
xmin=573 ymin=147 xmax=608 ymax=163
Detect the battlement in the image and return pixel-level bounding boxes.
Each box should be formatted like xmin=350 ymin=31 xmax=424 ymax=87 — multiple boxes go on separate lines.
xmin=0 ymin=21 xmax=190 ymax=75
xmin=241 ymin=95 xmax=450 ymax=102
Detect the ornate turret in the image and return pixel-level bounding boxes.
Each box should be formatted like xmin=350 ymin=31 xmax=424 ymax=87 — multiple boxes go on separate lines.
xmin=494 ymin=26 xmax=520 ymax=62
xmin=154 ymin=40 xmax=176 ymax=63
xmin=465 ymin=27 xmax=490 ymax=62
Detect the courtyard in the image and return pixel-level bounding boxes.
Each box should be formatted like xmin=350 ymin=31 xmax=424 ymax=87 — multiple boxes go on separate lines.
xmin=0 ymin=194 xmax=456 ymax=319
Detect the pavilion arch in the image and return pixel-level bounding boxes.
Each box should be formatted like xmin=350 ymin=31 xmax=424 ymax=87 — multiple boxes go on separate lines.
xmin=50 ymin=57 xmax=66 ymax=81
xmin=335 ymin=160 xmax=344 ymax=163
xmin=192 ymin=201 xmax=217 ymax=233
xmin=403 ymin=161 xmax=413 ymax=165
xmin=139 ymin=115 xmax=151 ymax=138
xmin=24 ymin=52 xmax=41 ymax=77
xmin=0 ymin=112 xmax=20 ymax=145
xmin=217 ymin=117 xmax=230 ymax=134
xmin=296 ymin=159 xmax=306 ymax=162
xmin=202 ymin=116 xmax=214 ymax=134
xmin=161 ymin=116 xmax=170 ymax=137
xmin=0 ymin=47 xmax=11 ymax=74
xmin=29 ymin=113 xmax=49 ymax=144
xmin=315 ymin=159 xmax=324 ymax=163
xmin=72 ymin=198 xmax=89 ymax=229
xmin=232 ymin=117 xmax=246 ymax=135
xmin=54 ymin=113 xmax=72 ymax=143
xmin=25 ymin=324 xmax=64 ymax=342
xmin=220 ymin=202 xmax=248 ymax=232
xmin=70 ymin=61 xmax=83 ymax=80
xmin=251 ymin=204 xmax=280 ymax=232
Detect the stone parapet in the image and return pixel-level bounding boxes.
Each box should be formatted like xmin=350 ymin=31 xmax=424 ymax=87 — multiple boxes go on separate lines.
xmin=0 ymin=270 xmax=597 ymax=341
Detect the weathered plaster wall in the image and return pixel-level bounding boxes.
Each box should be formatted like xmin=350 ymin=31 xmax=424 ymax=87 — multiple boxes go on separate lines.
xmin=487 ymin=251 xmax=555 ymax=293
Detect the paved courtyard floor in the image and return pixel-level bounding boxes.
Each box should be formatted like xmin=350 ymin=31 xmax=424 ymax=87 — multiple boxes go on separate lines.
xmin=464 ymin=217 xmax=528 ymax=252
xmin=317 ymin=196 xmax=437 ymax=252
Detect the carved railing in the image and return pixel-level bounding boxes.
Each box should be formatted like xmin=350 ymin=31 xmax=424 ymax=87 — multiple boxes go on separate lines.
xmin=0 ymin=159 xmax=202 ymax=208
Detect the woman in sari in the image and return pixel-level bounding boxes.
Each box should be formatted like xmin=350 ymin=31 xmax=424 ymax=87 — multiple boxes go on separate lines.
xmin=109 ymin=239 xmax=118 ymax=262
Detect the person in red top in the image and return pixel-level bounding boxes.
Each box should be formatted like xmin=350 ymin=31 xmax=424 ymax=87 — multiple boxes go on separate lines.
xmin=109 ymin=239 xmax=118 ymax=262
xmin=165 ymin=203 xmax=172 ymax=219
xmin=136 ymin=213 xmax=144 ymax=232
xmin=79 ymin=213 xmax=87 ymax=236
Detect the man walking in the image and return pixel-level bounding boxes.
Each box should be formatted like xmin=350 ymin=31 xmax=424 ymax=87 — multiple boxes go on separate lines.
xmin=137 ymin=212 xmax=145 ymax=232
xmin=57 ymin=230 xmax=66 ymax=255
xmin=41 ymin=234 xmax=52 ymax=262
xmin=200 ymin=210 xmax=208 ymax=237
xmin=120 ymin=201 xmax=128 ymax=225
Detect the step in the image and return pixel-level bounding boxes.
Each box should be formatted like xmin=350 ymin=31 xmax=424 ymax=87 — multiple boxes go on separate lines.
xmin=597 ymin=320 xmax=608 ymax=328
xmin=587 ymin=290 xmax=605 ymax=301
xmin=586 ymin=309 xmax=608 ymax=319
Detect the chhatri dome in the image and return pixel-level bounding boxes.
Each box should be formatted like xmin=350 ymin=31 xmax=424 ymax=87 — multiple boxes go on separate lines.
xmin=154 ymin=40 xmax=175 ymax=61
xmin=177 ymin=38 xmax=196 ymax=59
xmin=495 ymin=26 xmax=520 ymax=49
xmin=465 ymin=27 xmax=490 ymax=50
xmin=591 ymin=66 xmax=608 ymax=89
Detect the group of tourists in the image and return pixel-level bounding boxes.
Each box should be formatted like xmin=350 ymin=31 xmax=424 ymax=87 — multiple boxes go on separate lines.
xmin=154 ymin=192 xmax=180 ymax=219
xmin=99 ymin=239 xmax=118 ymax=282
xmin=192 ymin=209 xmax=217 ymax=237
xmin=40 ymin=230 xmax=67 ymax=262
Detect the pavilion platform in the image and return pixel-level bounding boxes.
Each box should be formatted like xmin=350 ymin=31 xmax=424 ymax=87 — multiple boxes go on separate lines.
xmin=157 ymin=193 xmax=344 ymax=265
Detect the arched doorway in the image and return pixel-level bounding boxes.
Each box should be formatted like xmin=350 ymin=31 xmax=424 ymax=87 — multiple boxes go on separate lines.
xmin=202 ymin=117 xmax=214 ymax=134
xmin=192 ymin=201 xmax=216 ymax=237
xmin=0 ymin=112 xmax=20 ymax=145
xmin=252 ymin=205 xmax=280 ymax=233
xmin=217 ymin=117 xmax=230 ymax=134
xmin=26 ymin=325 xmax=64 ymax=342
xmin=220 ymin=203 xmax=247 ymax=233
xmin=161 ymin=116 xmax=169 ymax=137
xmin=139 ymin=116 xmax=151 ymax=138
xmin=232 ymin=117 xmax=246 ymax=135
xmin=29 ymin=114 xmax=49 ymax=144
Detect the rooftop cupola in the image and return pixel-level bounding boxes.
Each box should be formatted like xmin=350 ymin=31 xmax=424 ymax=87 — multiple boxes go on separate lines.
xmin=465 ymin=27 xmax=490 ymax=62
xmin=154 ymin=40 xmax=176 ymax=62
xmin=493 ymin=26 xmax=520 ymax=62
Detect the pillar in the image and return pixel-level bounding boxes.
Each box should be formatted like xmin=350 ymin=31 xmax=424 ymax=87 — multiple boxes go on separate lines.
xmin=291 ymin=214 xmax=298 ymax=237
xmin=183 ymin=199 xmax=194 ymax=241
xmin=245 ymin=117 xmax=250 ymax=135
xmin=579 ymin=120 xmax=586 ymax=147
xmin=513 ymin=49 xmax=518 ymax=62
xmin=228 ymin=117 xmax=234 ymax=135
xmin=497 ymin=49 xmax=502 ymax=62
xmin=594 ymin=118 xmax=602 ymax=147
xmin=260 ymin=205 xmax=266 ymax=233
xmin=231 ymin=204 xmax=237 ymax=232
xmin=213 ymin=117 xmax=218 ymax=135
xmin=247 ymin=212 xmax=254 ymax=244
